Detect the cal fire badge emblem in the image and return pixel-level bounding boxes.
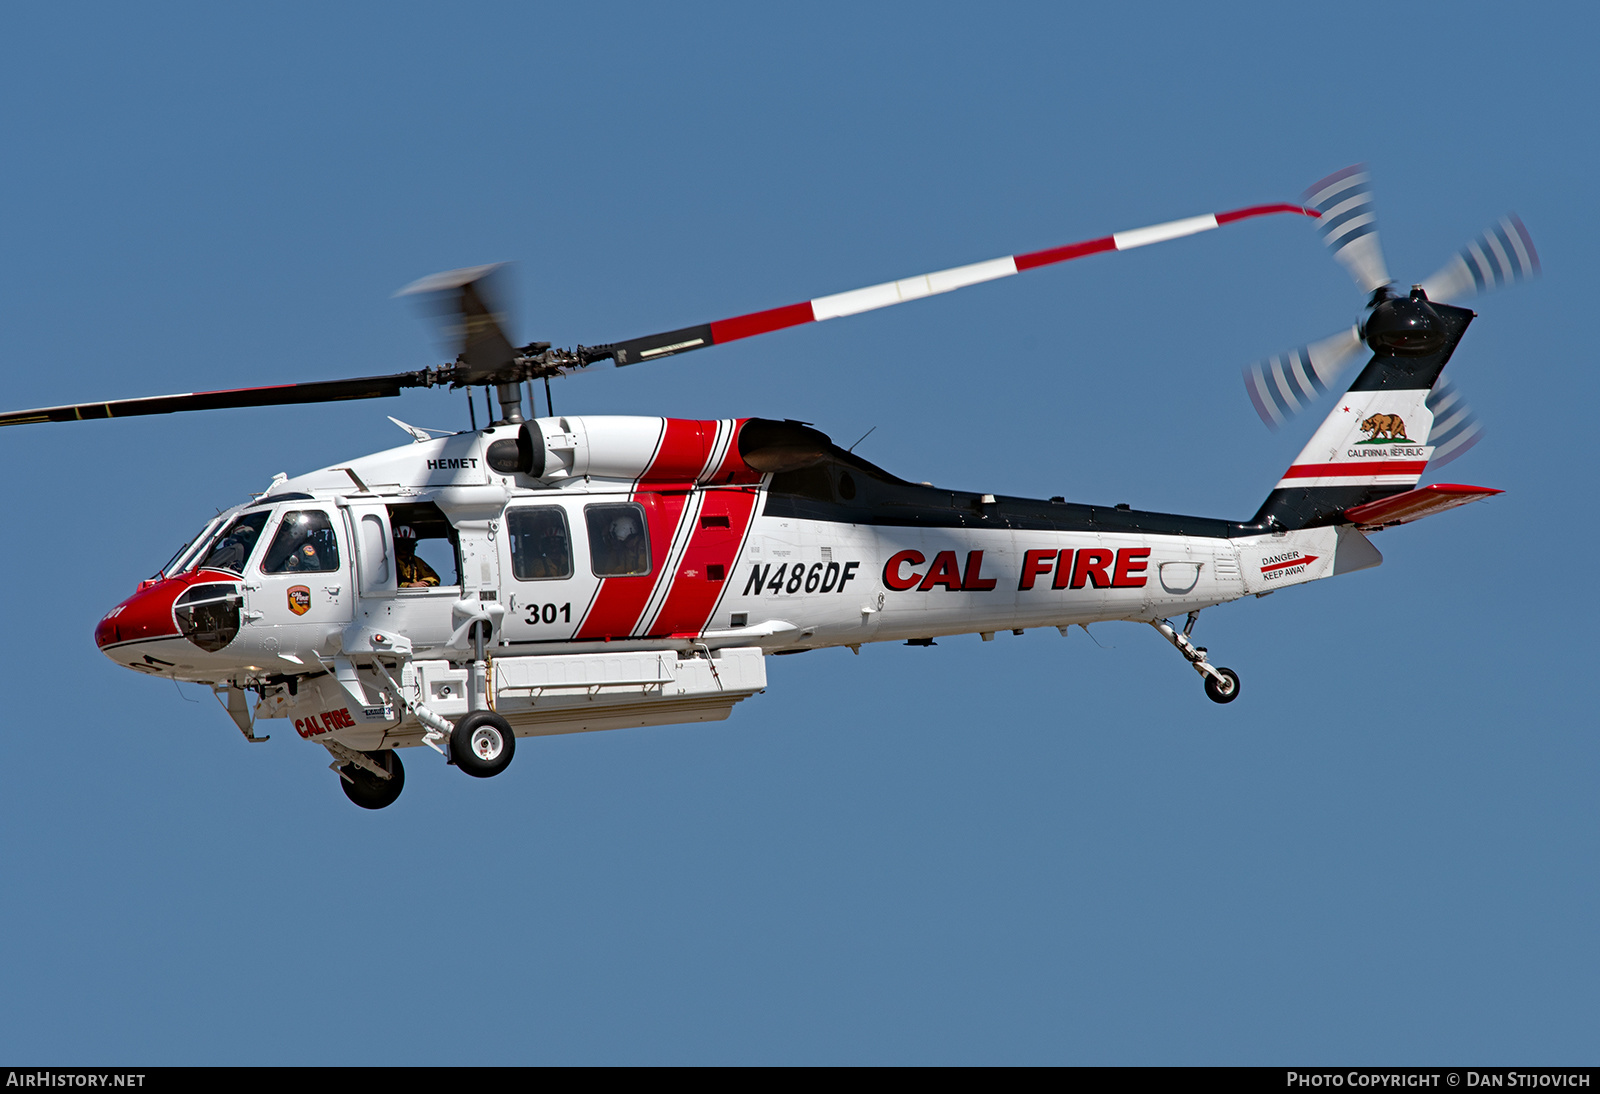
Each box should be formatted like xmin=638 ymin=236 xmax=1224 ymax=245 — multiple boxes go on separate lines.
xmin=287 ymin=586 xmax=311 ymax=616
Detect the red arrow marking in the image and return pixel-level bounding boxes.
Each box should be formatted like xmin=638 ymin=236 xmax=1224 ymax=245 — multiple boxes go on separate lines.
xmin=1260 ymin=554 xmax=1319 ymax=574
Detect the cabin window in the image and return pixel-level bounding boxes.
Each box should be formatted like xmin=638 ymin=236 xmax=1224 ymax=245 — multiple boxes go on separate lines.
xmin=585 ymin=503 xmax=651 ymax=577
xmin=261 ymin=511 xmax=341 ymax=575
xmin=508 ymin=506 xmax=573 ymax=581
xmin=387 ymin=502 xmax=460 ymax=588
xmin=197 ymin=511 xmax=271 ymax=574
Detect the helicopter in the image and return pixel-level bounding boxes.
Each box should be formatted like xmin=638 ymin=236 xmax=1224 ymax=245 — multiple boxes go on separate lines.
xmin=7 ymin=166 xmax=1536 ymax=809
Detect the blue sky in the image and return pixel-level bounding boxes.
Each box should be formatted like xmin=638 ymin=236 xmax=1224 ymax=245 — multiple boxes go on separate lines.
xmin=0 ymin=2 xmax=1594 ymax=1064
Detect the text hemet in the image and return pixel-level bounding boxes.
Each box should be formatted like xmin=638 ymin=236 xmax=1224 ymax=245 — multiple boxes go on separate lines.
xmin=425 ymin=457 xmax=480 ymax=470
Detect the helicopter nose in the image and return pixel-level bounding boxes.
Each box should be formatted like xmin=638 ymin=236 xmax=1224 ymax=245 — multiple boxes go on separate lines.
xmin=95 ymin=578 xmax=185 ymax=651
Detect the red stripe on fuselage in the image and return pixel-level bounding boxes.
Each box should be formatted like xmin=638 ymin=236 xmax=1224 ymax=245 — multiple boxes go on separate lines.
xmin=639 ymin=418 xmax=719 ymax=483
xmin=647 ymin=486 xmax=761 ymax=637
xmin=575 ymin=419 xmax=704 ymax=641
xmin=710 ymin=418 xmax=762 ymax=485
xmin=574 ymin=490 xmax=692 ymax=640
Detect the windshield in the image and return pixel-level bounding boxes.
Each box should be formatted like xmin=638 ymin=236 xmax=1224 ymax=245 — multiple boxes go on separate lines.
xmin=196 ymin=511 xmax=271 ymax=574
xmin=160 ymin=515 xmax=228 ymax=579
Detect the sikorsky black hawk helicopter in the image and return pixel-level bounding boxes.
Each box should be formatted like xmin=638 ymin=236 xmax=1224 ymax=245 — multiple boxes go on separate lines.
xmin=7 ymin=166 xmax=1536 ymax=809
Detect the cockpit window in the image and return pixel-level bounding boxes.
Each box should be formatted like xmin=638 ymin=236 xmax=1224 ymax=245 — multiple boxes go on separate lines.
xmin=197 ymin=512 xmax=271 ymax=574
xmin=261 ymin=511 xmax=341 ymax=574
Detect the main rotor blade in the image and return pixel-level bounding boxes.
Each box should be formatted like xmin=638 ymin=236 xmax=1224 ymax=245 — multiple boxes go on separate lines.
xmin=1418 ymin=214 xmax=1540 ymax=303
xmin=1242 ymin=325 xmax=1365 ymax=429
xmin=0 ymin=372 xmax=427 ymax=428
xmin=396 ymin=262 xmax=519 ymax=384
xmin=1303 ymin=164 xmax=1391 ymax=296
xmin=591 ymin=201 xmax=1315 ymax=366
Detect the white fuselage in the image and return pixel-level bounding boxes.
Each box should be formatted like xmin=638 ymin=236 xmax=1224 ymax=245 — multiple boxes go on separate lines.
xmin=94 ymin=416 xmax=1360 ymax=752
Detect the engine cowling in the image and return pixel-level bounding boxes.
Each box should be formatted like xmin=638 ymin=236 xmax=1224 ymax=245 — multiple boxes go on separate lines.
xmin=486 ymin=416 xmax=783 ymax=485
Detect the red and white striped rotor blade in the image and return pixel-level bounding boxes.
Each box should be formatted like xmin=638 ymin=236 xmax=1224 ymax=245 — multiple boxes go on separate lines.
xmin=595 ymin=202 xmax=1316 ymax=366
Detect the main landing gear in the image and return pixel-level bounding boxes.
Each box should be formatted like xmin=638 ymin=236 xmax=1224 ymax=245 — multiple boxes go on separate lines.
xmin=1149 ymin=612 xmax=1241 ymax=705
xmin=327 ymin=743 xmax=406 ymax=810
xmin=331 ymin=622 xmax=518 ymax=807
xmin=449 ymin=710 xmax=516 ymax=778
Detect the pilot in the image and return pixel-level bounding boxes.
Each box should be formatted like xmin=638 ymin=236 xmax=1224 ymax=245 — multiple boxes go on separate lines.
xmin=395 ymin=525 xmax=440 ymax=587
xmin=284 ymin=542 xmax=322 ymax=571
xmin=206 ymin=519 xmax=263 ymax=573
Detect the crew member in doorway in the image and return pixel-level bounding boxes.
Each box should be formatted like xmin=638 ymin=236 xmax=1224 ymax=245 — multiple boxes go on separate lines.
xmin=395 ymin=525 xmax=440 ymax=587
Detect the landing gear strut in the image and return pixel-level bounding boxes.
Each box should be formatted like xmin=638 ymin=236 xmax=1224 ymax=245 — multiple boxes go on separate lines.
xmin=449 ymin=620 xmax=516 ymax=778
xmin=1149 ymin=612 xmax=1241 ymax=705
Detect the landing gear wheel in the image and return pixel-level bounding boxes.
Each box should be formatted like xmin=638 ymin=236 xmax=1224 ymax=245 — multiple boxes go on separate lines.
xmin=450 ymin=710 xmax=516 ymax=778
xmin=1204 ymin=667 xmax=1241 ymax=705
xmin=340 ymin=748 xmax=405 ymax=809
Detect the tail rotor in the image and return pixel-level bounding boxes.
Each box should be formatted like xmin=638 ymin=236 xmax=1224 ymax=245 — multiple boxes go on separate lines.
xmin=1241 ymin=165 xmax=1538 ymax=458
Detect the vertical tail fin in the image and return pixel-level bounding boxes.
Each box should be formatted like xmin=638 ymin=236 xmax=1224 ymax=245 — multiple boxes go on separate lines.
xmin=1250 ymin=296 xmax=1475 ymax=530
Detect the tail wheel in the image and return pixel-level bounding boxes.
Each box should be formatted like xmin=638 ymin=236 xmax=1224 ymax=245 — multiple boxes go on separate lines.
xmin=340 ymin=748 xmax=405 ymax=809
xmin=450 ymin=710 xmax=516 ymax=778
xmin=1204 ymin=668 xmax=1241 ymax=705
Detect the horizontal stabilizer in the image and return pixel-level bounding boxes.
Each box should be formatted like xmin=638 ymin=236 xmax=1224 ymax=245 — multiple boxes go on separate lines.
xmin=1343 ymin=483 xmax=1502 ymax=530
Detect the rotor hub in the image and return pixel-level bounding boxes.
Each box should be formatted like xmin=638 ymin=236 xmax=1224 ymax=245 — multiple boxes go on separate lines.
xmin=1363 ymin=287 xmax=1446 ymax=356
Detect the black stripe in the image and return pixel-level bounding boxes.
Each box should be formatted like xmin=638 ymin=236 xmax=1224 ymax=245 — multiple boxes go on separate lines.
xmin=1262 ymin=358 xmax=1296 ymax=420
xmin=1318 ymin=201 xmax=1376 ymax=244
xmin=0 ymin=374 xmax=416 ymax=428
xmin=760 ymin=449 xmax=1255 ymax=539
xmin=1489 ymin=222 xmax=1521 ymax=281
xmin=1309 ymin=177 xmax=1365 ymax=214
xmin=1249 ymin=485 xmax=1411 ymax=531
xmin=1303 ymin=351 xmax=1329 ymax=396
xmin=1462 ymin=245 xmax=1489 ymax=293
xmin=606 ymin=324 xmax=716 ymax=367
xmin=1279 ymin=349 xmax=1311 ymax=406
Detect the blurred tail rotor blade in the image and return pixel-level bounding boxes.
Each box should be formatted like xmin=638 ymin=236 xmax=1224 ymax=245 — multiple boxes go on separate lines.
xmin=1418 ymin=214 xmax=1540 ymax=303
xmin=397 ymin=263 xmax=520 ymax=383
xmin=1424 ymin=375 xmax=1484 ymax=467
xmin=1303 ymin=164 xmax=1392 ymax=296
xmin=1243 ymin=325 xmax=1364 ymax=429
